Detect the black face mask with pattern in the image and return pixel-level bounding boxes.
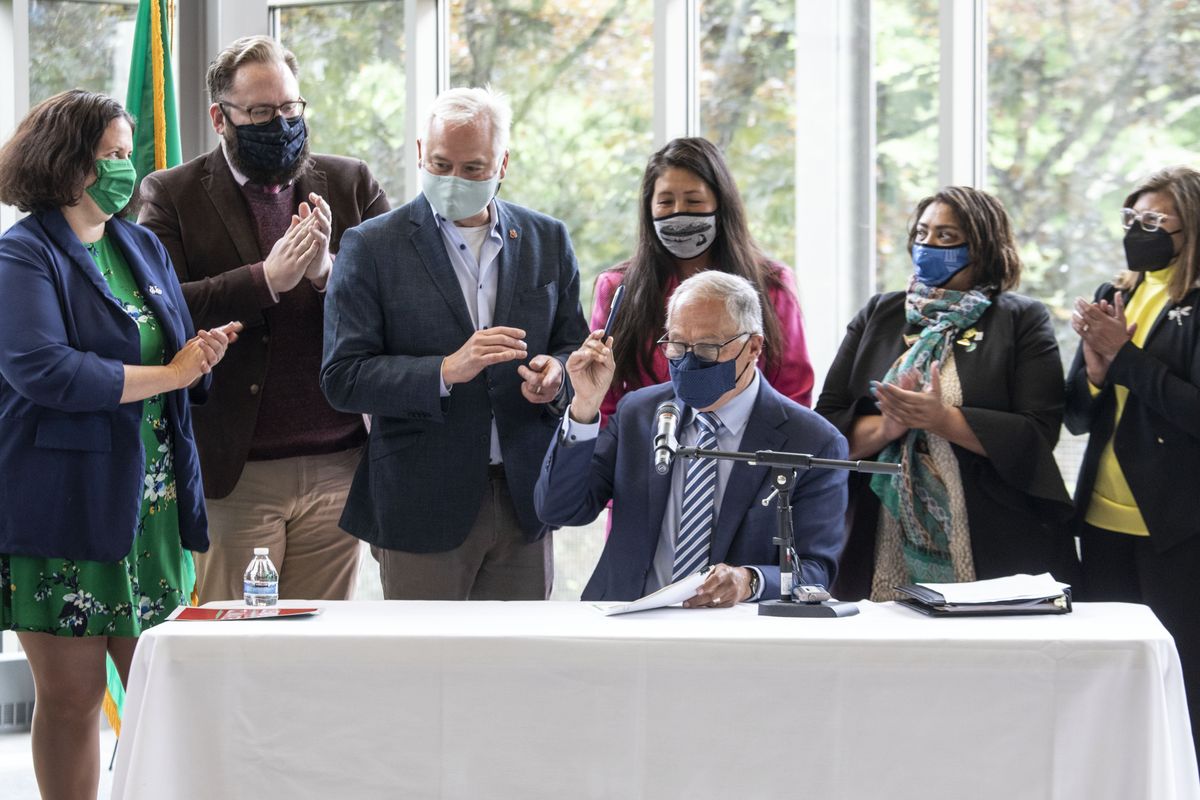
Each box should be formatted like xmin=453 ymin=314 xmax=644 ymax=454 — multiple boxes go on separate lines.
xmin=1123 ymin=226 xmax=1179 ymax=272
xmin=226 ymin=114 xmax=310 ymax=186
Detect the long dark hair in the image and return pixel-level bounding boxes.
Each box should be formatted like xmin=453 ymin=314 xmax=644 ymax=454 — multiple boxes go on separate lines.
xmin=0 ymin=89 xmax=134 ymax=214
xmin=606 ymin=137 xmax=786 ymax=390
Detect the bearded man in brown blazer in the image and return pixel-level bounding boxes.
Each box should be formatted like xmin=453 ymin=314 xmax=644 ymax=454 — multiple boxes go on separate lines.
xmin=139 ymin=35 xmax=389 ymax=602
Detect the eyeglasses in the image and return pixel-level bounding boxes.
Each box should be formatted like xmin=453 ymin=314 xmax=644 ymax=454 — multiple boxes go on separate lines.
xmin=219 ymin=98 xmax=307 ymax=126
xmin=657 ymin=332 xmax=750 ymax=363
xmin=1121 ymin=207 xmax=1180 ymax=234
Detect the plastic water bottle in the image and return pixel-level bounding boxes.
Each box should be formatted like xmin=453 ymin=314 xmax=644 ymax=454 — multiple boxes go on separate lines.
xmin=243 ymin=547 xmax=279 ymax=606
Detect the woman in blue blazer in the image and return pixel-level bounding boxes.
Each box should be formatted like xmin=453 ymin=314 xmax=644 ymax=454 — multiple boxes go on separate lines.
xmin=1067 ymin=165 xmax=1200 ymax=760
xmin=0 ymin=90 xmax=240 ymax=798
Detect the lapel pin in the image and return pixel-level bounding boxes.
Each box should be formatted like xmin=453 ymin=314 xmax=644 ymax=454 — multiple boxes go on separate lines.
xmin=508 ymin=229 xmax=518 ymax=239
xmin=147 ymin=285 xmax=164 ymax=296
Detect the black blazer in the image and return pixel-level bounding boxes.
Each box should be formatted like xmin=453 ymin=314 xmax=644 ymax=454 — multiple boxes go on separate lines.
xmin=320 ymin=195 xmax=590 ymax=552
xmin=1065 ymin=280 xmax=1200 ymax=553
xmin=816 ymin=290 xmax=1077 ymax=599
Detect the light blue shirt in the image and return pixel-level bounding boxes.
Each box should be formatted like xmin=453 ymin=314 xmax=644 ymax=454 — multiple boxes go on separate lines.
xmin=562 ymin=371 xmax=765 ymax=600
xmin=434 ymin=199 xmax=505 ymax=463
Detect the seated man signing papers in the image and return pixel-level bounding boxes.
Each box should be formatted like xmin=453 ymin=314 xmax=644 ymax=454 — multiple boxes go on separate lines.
xmin=535 ymin=272 xmax=849 ymax=605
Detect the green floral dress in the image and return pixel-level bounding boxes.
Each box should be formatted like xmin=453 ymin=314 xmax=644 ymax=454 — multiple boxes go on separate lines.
xmin=0 ymin=236 xmax=193 ymax=637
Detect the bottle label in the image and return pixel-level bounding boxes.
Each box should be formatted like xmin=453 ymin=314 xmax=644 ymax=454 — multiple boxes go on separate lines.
xmin=243 ymin=581 xmax=277 ymax=595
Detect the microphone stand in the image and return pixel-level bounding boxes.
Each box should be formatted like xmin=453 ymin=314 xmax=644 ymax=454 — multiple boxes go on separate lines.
xmin=674 ymin=446 xmax=901 ymax=618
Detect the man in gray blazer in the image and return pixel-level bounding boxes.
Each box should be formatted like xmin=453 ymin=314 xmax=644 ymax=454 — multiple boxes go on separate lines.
xmin=321 ymin=87 xmax=588 ymax=599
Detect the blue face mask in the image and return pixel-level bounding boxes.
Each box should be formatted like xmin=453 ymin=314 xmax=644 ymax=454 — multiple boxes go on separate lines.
xmin=912 ymin=242 xmax=970 ymax=287
xmin=667 ymin=342 xmax=751 ymax=410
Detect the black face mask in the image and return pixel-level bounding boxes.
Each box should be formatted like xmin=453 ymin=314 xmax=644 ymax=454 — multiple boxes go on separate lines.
xmin=227 ymin=114 xmax=309 ymax=185
xmin=1124 ymin=226 xmax=1179 ymax=272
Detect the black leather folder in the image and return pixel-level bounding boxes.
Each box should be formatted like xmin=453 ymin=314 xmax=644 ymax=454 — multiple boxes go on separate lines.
xmin=894 ymin=584 xmax=1072 ymax=617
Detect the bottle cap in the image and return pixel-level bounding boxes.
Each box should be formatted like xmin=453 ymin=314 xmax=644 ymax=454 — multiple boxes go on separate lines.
xmin=253 ymin=547 xmax=269 ymax=556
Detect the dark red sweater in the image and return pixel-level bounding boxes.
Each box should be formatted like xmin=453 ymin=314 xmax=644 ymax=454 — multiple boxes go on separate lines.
xmin=239 ymin=182 xmax=365 ymax=461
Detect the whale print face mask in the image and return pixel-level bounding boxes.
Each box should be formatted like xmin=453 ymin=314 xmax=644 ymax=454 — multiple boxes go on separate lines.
xmin=653 ymin=212 xmax=718 ymax=260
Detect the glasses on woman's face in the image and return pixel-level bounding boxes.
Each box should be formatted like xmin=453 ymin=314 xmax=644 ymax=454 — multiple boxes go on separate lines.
xmin=1121 ymin=207 xmax=1178 ymax=233
xmin=657 ymin=332 xmax=749 ymax=363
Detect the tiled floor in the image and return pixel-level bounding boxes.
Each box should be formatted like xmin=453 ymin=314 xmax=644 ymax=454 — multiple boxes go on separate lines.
xmin=0 ymin=722 xmax=118 ymax=800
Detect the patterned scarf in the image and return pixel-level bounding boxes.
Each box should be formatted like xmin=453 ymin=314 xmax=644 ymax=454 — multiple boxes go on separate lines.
xmin=869 ymin=279 xmax=991 ymax=582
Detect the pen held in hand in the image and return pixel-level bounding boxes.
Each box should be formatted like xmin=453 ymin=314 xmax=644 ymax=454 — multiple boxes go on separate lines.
xmin=602 ymin=284 xmax=626 ymax=339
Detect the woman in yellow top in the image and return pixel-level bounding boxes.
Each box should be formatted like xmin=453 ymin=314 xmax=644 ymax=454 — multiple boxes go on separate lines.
xmin=1067 ymin=165 xmax=1200 ymax=756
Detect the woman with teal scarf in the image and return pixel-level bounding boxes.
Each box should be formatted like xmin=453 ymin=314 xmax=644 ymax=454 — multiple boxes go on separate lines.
xmin=816 ymin=187 xmax=1078 ymax=601
xmin=0 ymin=91 xmax=241 ymax=799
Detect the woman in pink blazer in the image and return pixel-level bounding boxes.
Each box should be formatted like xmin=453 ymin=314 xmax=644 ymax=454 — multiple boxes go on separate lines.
xmin=591 ymin=137 xmax=813 ymax=422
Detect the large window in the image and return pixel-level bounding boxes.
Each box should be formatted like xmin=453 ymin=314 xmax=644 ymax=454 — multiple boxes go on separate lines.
xmin=273 ymin=1 xmax=407 ymax=201
xmin=449 ymin=0 xmax=655 ymax=315
xmin=874 ymin=0 xmax=939 ymax=292
xmin=988 ymin=0 xmax=1200 ymax=357
xmin=28 ymin=0 xmax=138 ymax=104
xmin=987 ymin=0 xmax=1200 ymax=485
xmin=447 ymin=1 xmax=655 ymax=600
xmin=699 ymin=0 xmax=796 ymax=267
xmin=6 ymin=0 xmax=1200 ymax=594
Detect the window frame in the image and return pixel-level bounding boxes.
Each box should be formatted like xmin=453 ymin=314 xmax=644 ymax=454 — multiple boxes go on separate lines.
xmin=0 ymin=0 xmax=991 ymax=380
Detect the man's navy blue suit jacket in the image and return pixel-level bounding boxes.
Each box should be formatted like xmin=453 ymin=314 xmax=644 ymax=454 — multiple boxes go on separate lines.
xmin=535 ymin=379 xmax=849 ymax=602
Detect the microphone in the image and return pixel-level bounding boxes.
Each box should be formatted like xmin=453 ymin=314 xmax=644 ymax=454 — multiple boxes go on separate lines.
xmin=652 ymin=400 xmax=681 ymax=475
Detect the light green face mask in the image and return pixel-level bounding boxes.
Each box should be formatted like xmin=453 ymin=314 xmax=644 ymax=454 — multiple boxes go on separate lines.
xmin=85 ymin=158 xmax=137 ymax=215
xmin=419 ymin=165 xmax=499 ymax=222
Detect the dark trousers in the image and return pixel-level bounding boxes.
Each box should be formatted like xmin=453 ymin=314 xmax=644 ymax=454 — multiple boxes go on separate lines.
xmin=1080 ymin=523 xmax=1200 ymax=759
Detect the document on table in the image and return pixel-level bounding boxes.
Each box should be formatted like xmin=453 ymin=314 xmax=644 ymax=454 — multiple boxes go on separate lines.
xmin=914 ymin=573 xmax=1070 ymax=604
xmin=595 ymin=569 xmax=709 ymax=616
xmin=894 ymin=573 xmax=1072 ymax=617
xmin=167 ymin=606 xmax=323 ymax=621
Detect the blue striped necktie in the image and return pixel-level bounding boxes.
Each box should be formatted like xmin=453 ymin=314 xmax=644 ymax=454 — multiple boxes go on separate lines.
xmin=672 ymin=411 xmax=721 ymax=581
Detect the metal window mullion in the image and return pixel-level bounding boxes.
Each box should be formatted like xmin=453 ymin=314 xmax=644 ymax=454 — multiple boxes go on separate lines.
xmin=792 ymin=0 xmax=874 ymax=393
xmin=405 ymin=0 xmax=443 ymax=202
xmin=214 ymin=0 xmax=269 ymax=43
xmin=938 ymin=0 xmax=987 ymax=188
xmin=654 ymin=0 xmax=696 ymax=148
xmin=269 ymin=0 xmax=379 ymax=7
xmin=1 ymin=0 xmax=30 ymax=232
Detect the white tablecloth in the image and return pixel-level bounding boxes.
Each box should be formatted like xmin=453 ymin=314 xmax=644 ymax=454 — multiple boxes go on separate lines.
xmin=112 ymin=601 xmax=1199 ymax=800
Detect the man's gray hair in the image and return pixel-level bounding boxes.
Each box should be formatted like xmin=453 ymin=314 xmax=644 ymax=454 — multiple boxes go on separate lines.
xmin=667 ymin=271 xmax=764 ymax=335
xmin=422 ymin=86 xmax=512 ymax=165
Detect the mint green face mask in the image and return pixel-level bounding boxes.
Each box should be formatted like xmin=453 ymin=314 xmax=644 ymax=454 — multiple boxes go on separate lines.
xmin=85 ymin=158 xmax=136 ymax=214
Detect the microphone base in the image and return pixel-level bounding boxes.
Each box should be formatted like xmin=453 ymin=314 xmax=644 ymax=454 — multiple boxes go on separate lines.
xmin=758 ymin=599 xmax=860 ymax=618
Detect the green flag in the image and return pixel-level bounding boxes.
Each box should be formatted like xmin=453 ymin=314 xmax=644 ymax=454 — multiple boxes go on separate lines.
xmin=106 ymin=0 xmax=192 ymax=738
xmin=125 ymin=0 xmax=181 ymax=190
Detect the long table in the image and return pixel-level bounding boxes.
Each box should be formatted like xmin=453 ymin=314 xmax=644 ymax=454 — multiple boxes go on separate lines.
xmin=112 ymin=601 xmax=1199 ymax=800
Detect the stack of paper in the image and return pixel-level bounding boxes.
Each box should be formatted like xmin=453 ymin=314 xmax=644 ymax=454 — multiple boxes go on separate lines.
xmin=894 ymin=573 xmax=1071 ymax=617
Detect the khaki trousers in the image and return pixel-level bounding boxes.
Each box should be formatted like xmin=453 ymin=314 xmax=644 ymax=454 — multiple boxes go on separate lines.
xmin=194 ymin=448 xmax=362 ymax=603
xmin=372 ymin=470 xmax=552 ymax=600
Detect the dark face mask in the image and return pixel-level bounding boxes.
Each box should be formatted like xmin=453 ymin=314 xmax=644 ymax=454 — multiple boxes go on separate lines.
xmin=1124 ymin=226 xmax=1179 ymax=272
xmin=667 ymin=339 xmax=753 ymax=410
xmin=227 ymin=114 xmax=309 ymax=185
